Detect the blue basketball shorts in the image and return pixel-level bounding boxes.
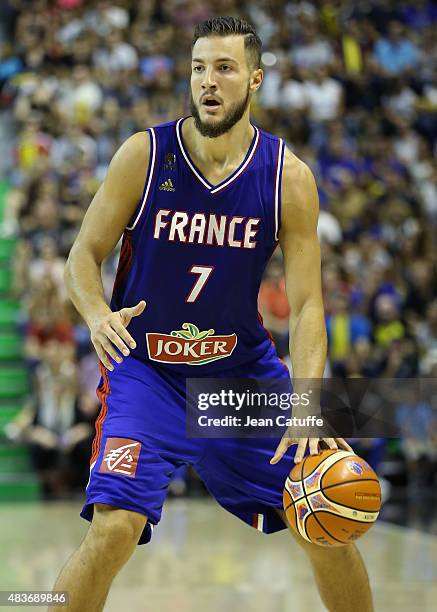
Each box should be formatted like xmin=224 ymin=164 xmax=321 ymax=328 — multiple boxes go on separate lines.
xmin=80 ymin=347 xmax=300 ymax=545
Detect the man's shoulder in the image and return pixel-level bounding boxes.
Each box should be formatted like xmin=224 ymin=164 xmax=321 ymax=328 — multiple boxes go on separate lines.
xmin=114 ymin=131 xmax=151 ymax=168
xmin=280 ymin=146 xmax=318 ymax=226
xmin=282 ymin=146 xmax=315 ymax=191
xmin=148 ymin=117 xmax=181 ymax=131
xmin=256 ymin=127 xmax=310 ymax=178
xmin=256 ymin=124 xmax=280 ymax=144
xmin=124 ymin=117 xmax=180 ymax=148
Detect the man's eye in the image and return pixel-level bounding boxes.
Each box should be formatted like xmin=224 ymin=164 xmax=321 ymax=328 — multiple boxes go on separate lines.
xmin=193 ymin=65 xmax=203 ymax=72
xmin=220 ymin=65 xmax=231 ymax=71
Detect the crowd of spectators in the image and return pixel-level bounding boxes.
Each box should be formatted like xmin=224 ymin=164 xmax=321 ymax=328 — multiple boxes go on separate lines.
xmin=0 ymin=0 xmax=436 ymax=499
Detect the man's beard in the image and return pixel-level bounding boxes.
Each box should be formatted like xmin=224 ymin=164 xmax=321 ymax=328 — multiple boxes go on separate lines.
xmin=190 ymin=84 xmax=251 ymax=138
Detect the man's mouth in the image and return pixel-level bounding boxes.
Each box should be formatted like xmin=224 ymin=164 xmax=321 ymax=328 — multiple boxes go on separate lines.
xmin=202 ymin=97 xmax=221 ymax=109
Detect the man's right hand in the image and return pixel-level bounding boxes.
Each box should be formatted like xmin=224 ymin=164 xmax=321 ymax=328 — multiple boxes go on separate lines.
xmin=89 ymin=300 xmax=146 ymax=371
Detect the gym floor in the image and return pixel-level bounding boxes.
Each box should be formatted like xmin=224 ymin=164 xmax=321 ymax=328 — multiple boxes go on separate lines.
xmin=1 ymin=497 xmax=436 ymax=612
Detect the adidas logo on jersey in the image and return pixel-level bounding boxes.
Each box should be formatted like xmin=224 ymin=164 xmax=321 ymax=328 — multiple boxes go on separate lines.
xmin=159 ymin=178 xmax=175 ymax=192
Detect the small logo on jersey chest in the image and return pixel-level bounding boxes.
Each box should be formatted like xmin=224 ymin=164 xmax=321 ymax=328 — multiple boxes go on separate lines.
xmin=159 ymin=178 xmax=175 ymax=192
xmin=164 ymin=152 xmax=176 ymax=170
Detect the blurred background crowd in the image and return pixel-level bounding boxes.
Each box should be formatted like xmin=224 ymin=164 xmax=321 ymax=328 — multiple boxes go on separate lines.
xmin=0 ymin=0 xmax=436 ymax=509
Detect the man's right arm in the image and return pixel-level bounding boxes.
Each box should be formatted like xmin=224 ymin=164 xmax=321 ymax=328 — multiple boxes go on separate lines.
xmin=64 ymin=130 xmax=150 ymax=370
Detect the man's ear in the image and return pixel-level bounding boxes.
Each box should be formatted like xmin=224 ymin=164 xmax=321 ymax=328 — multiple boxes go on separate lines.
xmin=250 ymin=68 xmax=263 ymax=93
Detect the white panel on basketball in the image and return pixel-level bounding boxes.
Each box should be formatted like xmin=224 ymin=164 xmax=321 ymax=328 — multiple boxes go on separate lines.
xmin=284 ymin=450 xmax=354 ymax=503
xmin=294 ymin=498 xmax=312 ymax=541
xmin=306 ymin=491 xmax=380 ymax=522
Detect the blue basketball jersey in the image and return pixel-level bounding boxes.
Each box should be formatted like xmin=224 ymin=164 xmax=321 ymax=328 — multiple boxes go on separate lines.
xmin=110 ymin=116 xmax=286 ymax=375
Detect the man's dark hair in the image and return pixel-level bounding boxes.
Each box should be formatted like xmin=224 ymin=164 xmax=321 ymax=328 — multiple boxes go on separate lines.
xmin=192 ymin=16 xmax=262 ymax=70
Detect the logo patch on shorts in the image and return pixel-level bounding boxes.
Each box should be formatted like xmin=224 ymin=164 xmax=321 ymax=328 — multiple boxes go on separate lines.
xmin=99 ymin=438 xmax=141 ymax=478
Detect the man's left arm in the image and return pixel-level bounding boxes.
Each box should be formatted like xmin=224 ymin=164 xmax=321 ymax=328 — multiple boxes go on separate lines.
xmin=270 ymin=148 xmax=353 ymax=464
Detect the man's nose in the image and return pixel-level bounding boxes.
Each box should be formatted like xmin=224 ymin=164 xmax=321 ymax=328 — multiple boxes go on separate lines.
xmin=201 ymin=67 xmax=217 ymax=90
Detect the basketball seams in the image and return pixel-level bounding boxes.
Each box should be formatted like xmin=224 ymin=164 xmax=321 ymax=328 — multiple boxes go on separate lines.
xmin=291 ymin=450 xmax=352 ymax=482
xmin=308 ymin=510 xmax=378 ymax=526
xmin=285 ymin=477 xmax=380 ymax=504
xmin=320 ymin=454 xmax=354 ymax=490
xmin=319 ymin=483 xmax=381 ymax=517
xmin=300 ymin=453 xmax=346 ymax=545
xmin=295 ymin=454 xmax=312 ymax=541
xmin=320 ymin=477 xmax=380 ymax=493
xmin=286 ymin=450 xmax=353 ymax=500
xmin=307 ymin=457 xmax=380 ymax=521
xmin=309 ymin=494 xmax=379 ymax=522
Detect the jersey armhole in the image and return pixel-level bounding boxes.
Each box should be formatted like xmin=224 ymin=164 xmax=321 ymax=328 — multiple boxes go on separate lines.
xmin=125 ymin=127 xmax=157 ymax=231
xmin=274 ymin=138 xmax=285 ymax=242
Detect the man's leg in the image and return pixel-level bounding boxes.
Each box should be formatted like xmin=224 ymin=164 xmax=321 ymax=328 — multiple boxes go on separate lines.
xmin=48 ymin=503 xmax=147 ymax=612
xmin=278 ymin=509 xmax=374 ymax=612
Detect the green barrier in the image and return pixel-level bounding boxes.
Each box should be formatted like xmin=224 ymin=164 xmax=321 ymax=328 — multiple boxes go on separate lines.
xmin=0 ymin=368 xmax=29 ymax=398
xmin=0 ymin=404 xmax=23 ymax=436
xmin=0 ymin=334 xmax=22 ymax=360
xmin=0 ymin=444 xmax=32 ymax=473
xmin=0 ymin=268 xmax=12 ymax=294
xmin=0 ymin=300 xmax=19 ymax=327
xmin=0 ymin=180 xmax=10 ymax=225
xmin=0 ymin=238 xmax=17 ymax=263
xmin=0 ymin=474 xmax=41 ymax=501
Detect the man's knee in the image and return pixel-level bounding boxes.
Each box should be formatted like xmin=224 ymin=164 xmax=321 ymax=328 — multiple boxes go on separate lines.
xmin=87 ymin=503 xmax=147 ymax=552
xmin=300 ymin=533 xmax=354 ymax=559
xmin=289 ymin=526 xmax=357 ymax=563
xmin=279 ymin=509 xmax=356 ymax=562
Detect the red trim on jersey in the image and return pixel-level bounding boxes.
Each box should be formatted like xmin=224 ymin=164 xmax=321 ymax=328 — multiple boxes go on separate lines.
xmin=113 ymin=231 xmax=133 ymax=294
xmin=252 ymin=513 xmax=259 ymax=528
xmin=91 ymin=362 xmax=110 ymax=465
xmin=257 ymin=311 xmax=289 ymax=371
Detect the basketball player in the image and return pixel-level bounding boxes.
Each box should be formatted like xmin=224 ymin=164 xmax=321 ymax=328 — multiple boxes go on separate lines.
xmin=49 ymin=17 xmax=373 ymax=612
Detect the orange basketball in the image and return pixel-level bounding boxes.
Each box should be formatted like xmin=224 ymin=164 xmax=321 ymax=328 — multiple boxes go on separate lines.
xmin=283 ymin=449 xmax=381 ymax=547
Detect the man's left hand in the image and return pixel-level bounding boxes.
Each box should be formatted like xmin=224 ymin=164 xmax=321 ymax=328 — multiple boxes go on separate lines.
xmin=270 ymin=435 xmax=354 ymax=465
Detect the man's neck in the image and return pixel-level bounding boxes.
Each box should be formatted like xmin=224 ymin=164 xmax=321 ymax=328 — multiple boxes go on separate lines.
xmin=182 ymin=113 xmax=254 ymax=167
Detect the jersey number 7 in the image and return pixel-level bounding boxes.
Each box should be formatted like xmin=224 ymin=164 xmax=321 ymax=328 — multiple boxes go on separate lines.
xmin=186 ymin=265 xmax=214 ymax=303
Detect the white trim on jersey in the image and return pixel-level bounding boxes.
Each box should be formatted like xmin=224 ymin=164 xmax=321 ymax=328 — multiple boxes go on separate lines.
xmin=176 ymin=117 xmax=259 ymax=194
xmin=274 ymin=138 xmax=284 ymax=242
xmin=126 ymin=127 xmax=157 ymax=231
xmin=176 ymin=117 xmax=211 ymax=190
xmin=210 ymin=127 xmax=259 ymax=194
xmin=86 ymin=460 xmax=96 ymax=490
xmin=256 ymin=513 xmax=264 ymax=532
